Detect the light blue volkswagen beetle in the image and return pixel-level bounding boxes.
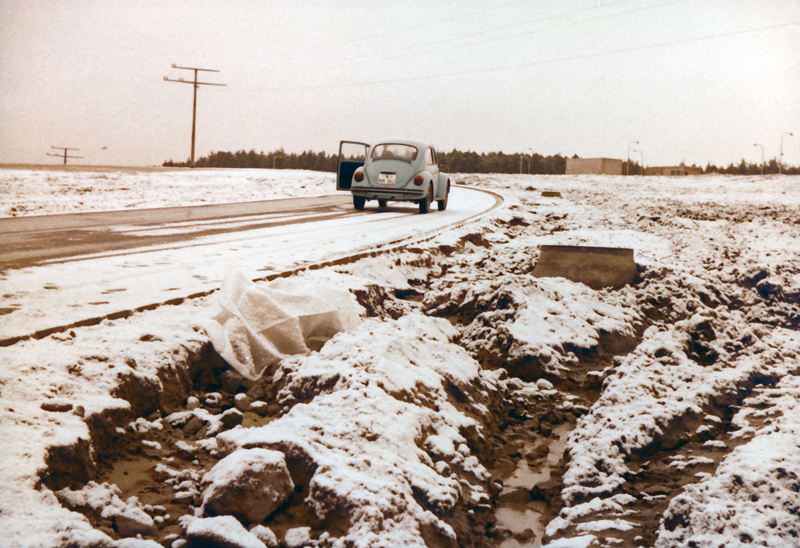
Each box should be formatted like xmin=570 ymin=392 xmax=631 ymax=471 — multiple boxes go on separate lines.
xmin=336 ymin=138 xmax=451 ymax=214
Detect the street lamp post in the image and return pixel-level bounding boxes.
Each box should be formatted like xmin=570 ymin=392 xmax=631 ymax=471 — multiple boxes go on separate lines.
xmin=754 ymin=143 xmax=764 ymax=177
xmin=780 ymin=133 xmax=794 ymax=175
xmin=627 ymin=141 xmax=639 ymax=176
xmin=638 ymin=149 xmax=645 ymax=176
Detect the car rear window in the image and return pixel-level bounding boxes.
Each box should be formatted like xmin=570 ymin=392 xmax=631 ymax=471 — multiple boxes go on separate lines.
xmin=371 ymin=144 xmax=418 ymax=161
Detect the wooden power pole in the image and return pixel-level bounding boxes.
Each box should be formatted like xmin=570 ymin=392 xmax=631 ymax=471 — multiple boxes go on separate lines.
xmin=47 ymin=146 xmax=83 ymax=165
xmin=164 ymin=64 xmax=225 ymax=167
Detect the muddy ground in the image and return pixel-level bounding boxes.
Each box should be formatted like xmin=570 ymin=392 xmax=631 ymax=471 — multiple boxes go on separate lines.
xmin=36 ymin=178 xmax=800 ymax=547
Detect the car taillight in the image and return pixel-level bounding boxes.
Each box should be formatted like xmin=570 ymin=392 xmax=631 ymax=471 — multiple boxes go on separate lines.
xmin=354 ymin=171 xmax=364 ymax=182
xmin=413 ymin=175 xmax=423 ymax=186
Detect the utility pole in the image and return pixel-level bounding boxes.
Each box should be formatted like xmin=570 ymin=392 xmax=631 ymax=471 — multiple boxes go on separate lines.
xmin=627 ymin=141 xmax=639 ymax=176
xmin=164 ymin=64 xmax=225 ymax=167
xmin=753 ymin=143 xmax=765 ymax=177
xmin=47 ymin=146 xmax=83 ymax=165
xmin=780 ymin=132 xmax=794 ymax=175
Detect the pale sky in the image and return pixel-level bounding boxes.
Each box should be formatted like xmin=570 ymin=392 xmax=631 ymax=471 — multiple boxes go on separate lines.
xmin=1 ymin=0 xmax=798 ymax=168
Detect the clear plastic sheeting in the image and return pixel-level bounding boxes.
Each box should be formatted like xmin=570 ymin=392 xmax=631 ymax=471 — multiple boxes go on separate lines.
xmin=203 ymin=269 xmax=362 ymax=380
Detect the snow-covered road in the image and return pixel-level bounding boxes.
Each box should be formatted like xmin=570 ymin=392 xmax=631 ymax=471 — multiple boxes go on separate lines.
xmin=0 ymin=185 xmax=498 ymax=342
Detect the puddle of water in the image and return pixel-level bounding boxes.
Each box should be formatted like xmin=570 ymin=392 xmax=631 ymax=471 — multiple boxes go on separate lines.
xmin=496 ymin=423 xmax=573 ymax=547
xmin=497 ymin=504 xmax=547 ymax=547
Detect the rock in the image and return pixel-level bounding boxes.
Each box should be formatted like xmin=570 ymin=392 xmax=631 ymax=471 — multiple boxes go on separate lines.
xmin=530 ymin=477 xmax=560 ymax=501
xmin=492 ymin=457 xmax=516 ymax=476
xmin=183 ymin=415 xmax=206 ymax=437
xmin=115 ymin=507 xmax=157 ymax=538
xmin=246 ymin=383 xmax=266 ymax=400
xmin=536 ymin=378 xmax=554 ymax=391
xmin=515 ymin=528 xmax=536 ymax=542
xmin=488 ymin=478 xmax=504 ymax=499
xmin=246 ymin=378 xmax=271 ymax=400
xmin=234 ymin=394 xmax=253 ymax=412
xmin=644 ymin=484 xmax=672 ymax=497
xmin=220 ymin=370 xmax=244 ymax=394
xmin=284 ymin=527 xmax=312 ymax=548
xmin=219 ymin=408 xmax=244 ymax=430
xmin=249 ymin=525 xmax=279 ymax=547
xmin=205 ymin=392 xmax=224 ymax=407
xmin=41 ymin=401 xmax=73 ymax=413
xmin=523 ymin=418 xmax=539 ymax=431
xmin=201 ymin=448 xmax=294 ymax=523
xmin=496 ymin=487 xmax=531 ymax=504
xmin=501 ymin=442 xmax=520 ymax=457
xmin=266 ymin=404 xmax=281 ymax=415
xmin=172 ymin=440 xmax=197 ymax=460
xmin=542 ymin=410 xmax=561 ymax=425
xmin=250 ymin=401 xmax=270 ymax=417
xmin=140 ymin=440 xmax=162 ymax=458
xmin=184 ymin=515 xmax=268 ymax=548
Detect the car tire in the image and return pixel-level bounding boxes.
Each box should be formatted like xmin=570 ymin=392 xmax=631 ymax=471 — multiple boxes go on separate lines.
xmin=378 ymin=200 xmax=387 ymax=208
xmin=353 ymin=195 xmax=366 ymax=210
xmin=437 ymin=181 xmax=450 ymax=211
xmin=419 ymin=184 xmax=432 ymax=214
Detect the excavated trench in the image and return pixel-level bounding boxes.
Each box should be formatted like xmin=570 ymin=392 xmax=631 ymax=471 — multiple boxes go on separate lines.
xmin=39 ymin=209 xmax=800 ymax=548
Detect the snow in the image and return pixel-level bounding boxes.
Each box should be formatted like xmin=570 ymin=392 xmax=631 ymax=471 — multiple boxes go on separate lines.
xmin=1 ymin=167 xmax=799 ymax=547
xmin=0 ymin=166 xmax=333 ymax=218
xmin=0 ymin=170 xmax=496 ymax=342
xmin=215 ymin=313 xmax=494 ymax=546
xmin=181 ymin=514 xmax=267 ymax=548
xmin=656 ymin=374 xmax=800 ymax=547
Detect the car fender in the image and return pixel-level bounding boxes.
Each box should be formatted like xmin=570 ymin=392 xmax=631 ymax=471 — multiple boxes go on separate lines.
xmin=437 ymin=172 xmax=450 ymax=199
xmin=352 ymin=166 xmax=366 ymax=187
xmin=414 ymin=170 xmax=434 ymax=196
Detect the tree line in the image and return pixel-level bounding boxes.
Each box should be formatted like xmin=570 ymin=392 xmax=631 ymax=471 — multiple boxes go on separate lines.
xmin=163 ymin=149 xmax=799 ymax=175
xmin=163 ymin=148 xmax=568 ymax=174
xmin=163 ymin=150 xmax=336 ymax=171
xmin=704 ymin=158 xmax=799 ymax=176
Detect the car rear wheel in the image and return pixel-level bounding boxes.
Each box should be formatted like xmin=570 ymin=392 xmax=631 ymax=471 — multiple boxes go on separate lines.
xmin=353 ymin=195 xmax=366 ymax=210
xmin=419 ymin=185 xmax=433 ymax=214
xmin=437 ymin=181 xmax=450 ymax=211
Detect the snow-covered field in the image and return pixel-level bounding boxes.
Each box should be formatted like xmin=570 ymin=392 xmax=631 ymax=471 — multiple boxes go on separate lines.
xmin=0 ymin=166 xmax=333 ymax=218
xmin=1 ymin=166 xmax=799 ymax=548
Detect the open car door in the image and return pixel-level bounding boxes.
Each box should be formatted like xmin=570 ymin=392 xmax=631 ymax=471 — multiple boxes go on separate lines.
xmin=337 ymin=141 xmax=369 ymax=191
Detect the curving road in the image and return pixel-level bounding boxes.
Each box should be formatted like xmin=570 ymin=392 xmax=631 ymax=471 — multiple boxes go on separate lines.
xmin=0 ymin=186 xmax=500 ymax=343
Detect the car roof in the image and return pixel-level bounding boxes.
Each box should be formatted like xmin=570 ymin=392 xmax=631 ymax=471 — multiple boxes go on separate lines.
xmin=372 ymin=138 xmax=431 ymax=150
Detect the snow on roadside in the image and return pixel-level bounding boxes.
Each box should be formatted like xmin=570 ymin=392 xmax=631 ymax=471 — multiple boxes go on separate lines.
xmin=217 ymin=313 xmax=506 ymax=546
xmin=656 ymin=374 xmax=800 ymax=547
xmin=0 ymin=166 xmax=332 ymax=217
xmin=0 ymin=301 xmax=210 ymax=547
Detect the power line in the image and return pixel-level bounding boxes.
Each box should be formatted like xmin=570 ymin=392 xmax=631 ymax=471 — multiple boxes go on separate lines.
xmin=307 ymin=0 xmax=633 ymax=75
xmin=288 ymin=0 xmax=532 ymax=57
xmin=47 ymin=146 xmax=83 ymax=165
xmin=254 ymin=20 xmax=798 ymax=93
xmin=164 ymin=64 xmax=226 ymax=166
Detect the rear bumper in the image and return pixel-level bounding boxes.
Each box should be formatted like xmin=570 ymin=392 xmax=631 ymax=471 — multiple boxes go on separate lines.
xmin=351 ymin=186 xmax=425 ymax=200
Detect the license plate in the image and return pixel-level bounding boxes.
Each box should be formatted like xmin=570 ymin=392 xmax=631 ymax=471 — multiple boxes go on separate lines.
xmin=378 ymin=173 xmax=396 ymax=186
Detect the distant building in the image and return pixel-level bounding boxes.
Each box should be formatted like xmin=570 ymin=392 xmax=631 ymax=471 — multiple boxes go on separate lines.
xmin=645 ymin=163 xmax=703 ymax=176
xmin=565 ymin=158 xmax=622 ymax=175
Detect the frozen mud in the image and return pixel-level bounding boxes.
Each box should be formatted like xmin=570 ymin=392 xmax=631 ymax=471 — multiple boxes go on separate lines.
xmin=1 ymin=173 xmax=799 ymax=548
